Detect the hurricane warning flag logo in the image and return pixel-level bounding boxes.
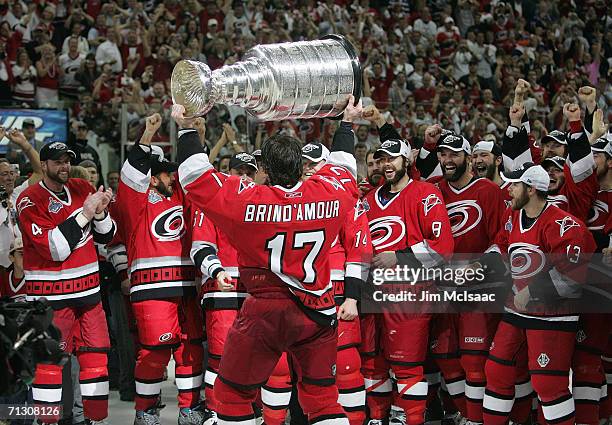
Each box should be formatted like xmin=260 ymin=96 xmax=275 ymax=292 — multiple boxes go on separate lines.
xmin=422 ymin=194 xmax=442 ymax=216
xmin=556 ymin=216 xmax=578 ymax=237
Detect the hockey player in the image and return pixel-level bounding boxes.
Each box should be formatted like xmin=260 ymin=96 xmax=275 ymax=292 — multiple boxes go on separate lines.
xmin=172 ymin=98 xmax=361 ymax=425
xmin=117 ymin=114 xmax=205 ymax=425
xmin=262 ymin=143 xmax=372 ymax=425
xmin=361 ymin=138 xmax=454 ymax=425
xmin=190 ymin=153 xmax=258 ymax=420
xmin=17 ymin=141 xmax=116 ymax=424
xmin=480 ymin=163 xmax=596 ymax=425
xmin=471 ymin=140 xmax=511 ymax=208
xmin=432 ymin=133 xmax=505 ymax=425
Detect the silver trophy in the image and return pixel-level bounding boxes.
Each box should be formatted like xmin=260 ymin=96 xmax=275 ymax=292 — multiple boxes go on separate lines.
xmin=171 ymin=34 xmax=361 ymax=121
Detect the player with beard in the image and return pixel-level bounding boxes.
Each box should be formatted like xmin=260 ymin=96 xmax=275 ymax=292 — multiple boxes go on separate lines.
xmin=16 ymin=141 xmax=116 ymax=424
xmin=477 ymin=163 xmax=596 ymax=425
xmin=362 ymin=139 xmax=454 ymax=425
xmin=117 ymin=114 xmax=205 ymax=425
xmin=262 ymin=142 xmax=372 ymax=425
xmin=359 ymin=148 xmax=384 ymax=197
xmin=470 ymin=140 xmax=512 ymax=209
xmin=428 ymin=132 xmax=506 ymax=425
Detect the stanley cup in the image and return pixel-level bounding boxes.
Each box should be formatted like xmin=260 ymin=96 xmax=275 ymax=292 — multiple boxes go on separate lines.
xmin=171 ymin=34 xmax=361 ymax=121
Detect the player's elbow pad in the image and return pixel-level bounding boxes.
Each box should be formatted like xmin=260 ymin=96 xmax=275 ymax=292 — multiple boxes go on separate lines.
xmin=395 ymin=248 xmax=424 ymax=270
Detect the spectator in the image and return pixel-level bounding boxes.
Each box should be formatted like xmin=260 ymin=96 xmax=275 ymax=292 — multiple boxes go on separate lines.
xmin=61 ymin=21 xmax=89 ymax=55
xmin=413 ymin=7 xmax=437 ymax=41
xmin=75 ymin=53 xmax=99 ymax=93
xmin=11 ymin=48 xmax=37 ymax=105
xmin=59 ymin=36 xmax=86 ymax=100
xmin=67 ymin=121 xmax=102 ymax=182
xmin=95 ymin=27 xmax=122 ymax=73
xmin=106 ymin=170 xmax=119 ymax=193
xmin=35 ymin=43 xmax=60 ymax=108
xmin=0 ymin=39 xmax=11 ymax=103
xmin=79 ymin=159 xmax=99 ymax=188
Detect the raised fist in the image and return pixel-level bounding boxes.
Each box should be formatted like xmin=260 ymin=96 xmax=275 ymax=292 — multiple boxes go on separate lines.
xmin=362 ymin=105 xmax=383 ymax=126
xmin=515 ymin=79 xmax=531 ymax=97
xmin=171 ymin=104 xmax=196 ymax=129
xmin=146 ymin=113 xmax=162 ymax=133
xmin=578 ymin=86 xmax=596 ymax=108
xmin=424 ymin=124 xmax=442 ymax=149
xmin=509 ymin=103 xmax=525 ymax=126
xmin=563 ymin=103 xmax=581 ymax=122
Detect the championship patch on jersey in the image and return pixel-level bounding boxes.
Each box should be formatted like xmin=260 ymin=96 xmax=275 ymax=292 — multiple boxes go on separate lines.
xmin=355 ymin=198 xmax=370 ymax=219
xmin=505 ymin=216 xmax=512 ymax=231
xmin=48 ymin=197 xmax=63 ymax=214
xmin=556 ymin=216 xmax=578 ymax=237
xmin=16 ymin=197 xmax=34 ymax=214
xmin=148 ymin=191 xmax=163 ymax=204
xmin=421 ymin=194 xmax=442 ymax=216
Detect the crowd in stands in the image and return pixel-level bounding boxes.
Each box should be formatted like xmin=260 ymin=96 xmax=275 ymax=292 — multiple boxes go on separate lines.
xmin=0 ymin=0 xmax=610 ymax=182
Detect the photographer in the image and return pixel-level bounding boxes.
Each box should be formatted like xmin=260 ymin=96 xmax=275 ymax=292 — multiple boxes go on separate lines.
xmin=0 ymin=237 xmax=26 ymax=301
xmin=0 ymin=127 xmax=42 ymax=270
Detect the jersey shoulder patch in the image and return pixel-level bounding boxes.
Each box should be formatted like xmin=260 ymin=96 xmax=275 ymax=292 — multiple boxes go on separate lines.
xmin=421 ymin=193 xmax=442 ymax=216
xmin=238 ymin=177 xmax=256 ymax=194
xmin=555 ymin=216 xmax=579 ymax=237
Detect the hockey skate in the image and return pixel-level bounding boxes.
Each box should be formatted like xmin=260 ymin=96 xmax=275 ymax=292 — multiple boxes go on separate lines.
xmin=134 ymin=401 xmax=165 ymax=425
xmin=389 ymin=407 xmax=406 ymax=425
xmin=178 ymin=404 xmax=209 ymax=425
xmin=366 ymin=418 xmax=389 ymax=425
xmin=441 ymin=412 xmax=466 ymax=425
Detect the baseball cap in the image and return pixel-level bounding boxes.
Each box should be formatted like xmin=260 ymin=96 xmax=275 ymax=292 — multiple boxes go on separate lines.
xmin=150 ymin=145 xmax=178 ymax=175
xmin=79 ymin=159 xmax=97 ymax=169
xmin=302 ymin=143 xmax=330 ymax=162
xmin=9 ymin=237 xmax=23 ymax=254
xmin=591 ymin=138 xmax=612 ymax=156
xmin=40 ymin=142 xmax=76 ymax=161
xmin=437 ymin=134 xmax=471 ymax=154
xmin=229 ymin=152 xmax=258 ymax=171
xmin=22 ymin=118 xmax=35 ymax=128
xmin=373 ymin=139 xmax=411 ymax=159
xmin=501 ymin=162 xmax=550 ymax=192
xmin=541 ymin=156 xmax=566 ymax=171
xmin=252 ymin=149 xmax=261 ymax=159
xmin=472 ymin=140 xmax=502 ymax=156
xmin=208 ymin=18 xmax=218 ymax=26
xmin=444 ymin=17 xmax=454 ymax=24
xmin=541 ymin=130 xmax=567 ymax=145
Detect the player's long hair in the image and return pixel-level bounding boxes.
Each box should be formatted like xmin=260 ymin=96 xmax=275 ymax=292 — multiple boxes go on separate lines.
xmin=261 ymin=134 xmax=303 ymax=188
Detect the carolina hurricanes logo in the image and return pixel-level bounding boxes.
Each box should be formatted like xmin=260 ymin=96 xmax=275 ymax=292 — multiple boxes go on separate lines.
xmin=369 ymin=216 xmax=406 ymax=250
xmin=508 ymin=242 xmax=546 ymax=280
xmin=16 ymin=197 xmax=34 ymax=214
xmin=556 ymin=216 xmax=578 ymax=237
xmin=238 ymin=178 xmax=255 ymax=194
xmin=422 ymin=194 xmax=442 ymax=216
xmin=318 ymin=175 xmax=344 ymax=191
xmin=151 ymin=206 xmax=185 ymax=242
xmin=302 ymin=144 xmax=318 ymax=153
xmin=587 ymin=200 xmax=608 ymax=230
xmin=446 ymin=200 xmax=482 ymax=237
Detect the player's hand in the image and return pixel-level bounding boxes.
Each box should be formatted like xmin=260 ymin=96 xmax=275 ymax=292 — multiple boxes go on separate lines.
xmin=589 ymin=109 xmax=608 ymax=144
xmin=508 ymin=103 xmax=525 ymax=127
xmin=513 ymin=286 xmax=530 ymax=311
xmin=222 ymin=123 xmax=236 ymax=142
xmin=514 ymin=78 xmax=530 ymax=103
xmin=578 ymin=86 xmax=597 ymax=111
xmin=372 ymin=251 xmax=398 ymax=269
xmin=362 ymin=105 xmax=385 ymax=127
xmin=216 ymin=271 xmax=233 ymax=292
xmin=95 ymin=186 xmax=113 ymax=214
xmin=343 ymin=94 xmax=363 ymax=123
xmin=338 ymin=298 xmax=358 ymax=321
xmin=82 ymin=193 xmax=99 ymax=221
xmin=7 ymin=129 xmax=29 ymax=148
xmin=193 ymin=117 xmax=206 ymax=138
xmin=145 ymin=113 xmax=162 ymax=136
xmin=424 ymin=124 xmax=443 ymax=150
xmin=121 ymin=278 xmax=131 ymax=295
xmin=171 ymin=104 xmax=196 ymax=129
xmin=563 ymin=103 xmax=581 ymax=122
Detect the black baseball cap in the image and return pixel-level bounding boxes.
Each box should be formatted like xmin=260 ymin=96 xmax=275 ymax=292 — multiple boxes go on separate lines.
xmin=150 ymin=145 xmax=178 ymax=175
xmin=302 ymin=142 xmax=330 ymax=162
xmin=373 ymin=139 xmax=411 ymax=159
xmin=591 ymin=138 xmax=612 ymax=156
xmin=40 ymin=142 xmax=76 ymax=161
xmin=252 ymin=149 xmax=261 ymax=158
xmin=472 ymin=140 xmax=502 ymax=156
xmin=229 ymin=153 xmax=258 ymax=171
xmin=437 ymin=133 xmax=471 ymax=154
xmin=541 ymin=130 xmax=567 ymax=145
xmin=541 ymin=156 xmax=566 ymax=171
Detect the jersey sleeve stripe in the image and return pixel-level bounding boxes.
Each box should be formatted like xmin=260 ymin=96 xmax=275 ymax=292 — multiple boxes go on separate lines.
xmin=411 ymin=240 xmax=444 ymax=268
xmin=179 ymin=153 xmax=214 ymax=190
xmin=121 ymin=160 xmax=151 ymax=193
xmin=328 ymin=151 xmax=357 ymax=179
xmin=48 ymin=227 xmax=73 ymax=261
xmin=345 ymin=262 xmax=369 ymax=281
xmin=549 ymin=267 xmax=582 ymax=298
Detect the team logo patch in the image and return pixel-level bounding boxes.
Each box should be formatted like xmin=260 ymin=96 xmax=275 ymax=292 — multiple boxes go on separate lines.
xmin=302 ymin=144 xmax=318 ymax=153
xmin=238 ymin=178 xmax=256 ymax=194
xmin=148 ymin=191 xmax=163 ymax=204
xmin=505 ymin=216 xmax=513 ymax=231
xmin=556 ymin=216 xmax=579 ymax=237
xmin=380 ymin=140 xmax=399 ymax=149
xmin=16 ymin=197 xmax=34 ymax=214
xmin=369 ymin=216 xmax=406 ymax=250
xmin=355 ymin=198 xmax=370 ymax=219
xmin=285 ymin=191 xmax=303 ymax=199
xmin=537 ymin=353 xmax=550 ymax=368
xmin=446 ymin=200 xmax=483 ymax=237
xmin=235 ymin=153 xmax=253 ymax=162
xmin=331 ymin=364 xmax=336 ymax=376
xmin=464 ymin=337 xmax=484 ymax=344
xmin=318 ymin=175 xmax=344 ymax=191
xmin=504 ymin=199 xmax=512 ymax=208
xmin=151 ymin=206 xmax=185 ymax=242
xmin=159 ymin=332 xmax=173 ymax=342
xmin=422 ymin=194 xmax=442 ymax=216
xmin=576 ymin=330 xmax=587 ymax=343
xmin=587 ymin=200 xmax=608 ymax=230
xmin=59 ymin=341 xmax=67 ymax=351
xmin=48 ymin=197 xmax=63 ymax=213
xmin=509 ymin=243 xmax=546 ymax=280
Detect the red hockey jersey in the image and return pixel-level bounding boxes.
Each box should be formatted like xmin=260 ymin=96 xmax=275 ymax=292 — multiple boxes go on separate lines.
xmin=191 ymin=208 xmax=247 ymax=310
xmin=17 ymin=179 xmax=116 ymax=309
xmin=117 ymin=145 xmax=196 ymax=302
xmin=500 ymin=181 xmax=512 ymax=209
xmin=587 ymin=189 xmax=611 ymax=232
xmin=436 ymin=177 xmax=505 ymax=256
xmin=178 ymin=129 xmax=358 ymax=325
xmin=364 ymin=179 xmax=454 ymax=264
xmin=329 ymin=201 xmax=373 ymax=305
xmin=494 ymin=204 xmax=596 ymax=323
xmin=0 ymin=265 xmax=26 ymax=301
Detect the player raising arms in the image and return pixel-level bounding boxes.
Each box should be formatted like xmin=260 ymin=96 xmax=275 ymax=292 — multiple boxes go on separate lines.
xmin=172 ymin=96 xmax=361 ymax=425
